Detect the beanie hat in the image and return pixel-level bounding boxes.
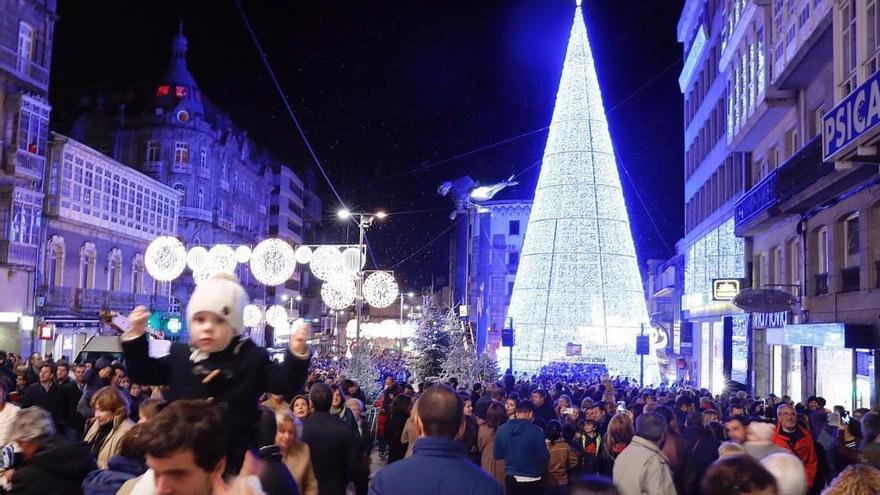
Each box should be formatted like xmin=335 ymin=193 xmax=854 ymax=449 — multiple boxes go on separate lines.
xmin=186 ymin=272 xmax=249 ymax=335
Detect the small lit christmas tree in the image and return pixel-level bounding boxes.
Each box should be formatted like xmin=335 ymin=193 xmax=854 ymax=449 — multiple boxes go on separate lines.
xmin=343 ymin=339 xmax=380 ymax=403
xmin=476 ymin=349 xmax=501 ymax=384
xmin=441 ymin=321 xmax=480 ymax=387
xmin=406 ymin=297 xmax=453 ymax=384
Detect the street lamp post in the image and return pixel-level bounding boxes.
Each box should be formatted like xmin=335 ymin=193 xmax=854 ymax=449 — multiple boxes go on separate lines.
xmin=338 ymin=209 xmax=387 ymax=341
xmin=399 ymin=291 xmax=415 ymax=350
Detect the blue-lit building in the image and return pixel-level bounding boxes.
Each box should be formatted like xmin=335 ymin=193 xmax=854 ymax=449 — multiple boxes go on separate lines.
xmin=63 ymin=27 xmax=307 ymax=341
xmin=37 ymin=132 xmax=180 ymax=359
xmin=0 ymin=1 xmax=57 ymax=353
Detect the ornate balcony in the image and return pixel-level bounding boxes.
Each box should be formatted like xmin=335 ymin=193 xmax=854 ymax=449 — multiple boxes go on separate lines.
xmin=0 ymin=43 xmax=49 ymax=91
xmin=218 ymin=217 xmax=234 ymax=232
xmin=0 ymin=241 xmax=38 ymax=267
xmin=6 ymin=149 xmax=45 ymax=181
xmin=39 ymin=286 xmax=76 ymax=311
xmin=179 ymin=206 xmax=212 ymax=222
xmin=735 ymin=137 xmax=833 ymax=235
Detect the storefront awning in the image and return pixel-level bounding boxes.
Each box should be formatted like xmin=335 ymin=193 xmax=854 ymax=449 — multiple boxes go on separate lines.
xmin=768 ymin=322 xmax=879 ymax=349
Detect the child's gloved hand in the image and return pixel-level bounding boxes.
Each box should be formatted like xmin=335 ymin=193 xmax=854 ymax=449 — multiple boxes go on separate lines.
xmin=288 ymin=320 xmax=310 ymax=358
xmin=125 ymin=306 xmax=150 ymax=339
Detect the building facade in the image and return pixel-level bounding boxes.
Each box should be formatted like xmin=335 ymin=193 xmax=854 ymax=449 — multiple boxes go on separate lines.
xmin=65 ymin=28 xmax=308 ymax=341
xmin=678 ymin=0 xmax=748 ymax=393
xmin=38 ymin=133 xmax=179 ymax=359
xmin=733 ymin=0 xmax=880 ymax=410
xmin=645 ymin=256 xmax=685 ymax=381
xmin=454 ymin=199 xmax=531 ymax=355
xmin=678 ymin=0 xmax=880 ymax=407
xmin=0 ymin=1 xmax=56 ymax=353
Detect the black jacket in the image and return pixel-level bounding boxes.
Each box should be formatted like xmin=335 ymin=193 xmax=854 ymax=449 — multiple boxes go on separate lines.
xmin=21 ymin=382 xmax=65 ymax=429
xmin=121 ymin=334 xmax=309 ymax=473
xmin=10 ymin=435 xmax=97 ymax=495
xmin=301 ymin=411 xmax=358 ymax=495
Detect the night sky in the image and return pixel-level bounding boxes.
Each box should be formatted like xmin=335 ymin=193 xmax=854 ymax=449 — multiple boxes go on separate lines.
xmin=50 ymin=0 xmax=685 ymax=291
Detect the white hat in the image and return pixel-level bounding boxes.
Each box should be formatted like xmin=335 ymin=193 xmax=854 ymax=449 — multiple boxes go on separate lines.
xmin=186 ymin=272 xmax=249 ymax=335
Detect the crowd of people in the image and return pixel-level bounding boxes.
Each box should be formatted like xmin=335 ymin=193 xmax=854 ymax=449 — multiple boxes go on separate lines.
xmin=3 ymin=272 xmax=880 ymax=494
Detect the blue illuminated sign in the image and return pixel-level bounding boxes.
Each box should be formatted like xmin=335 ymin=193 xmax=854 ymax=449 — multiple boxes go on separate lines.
xmin=823 ymin=70 xmax=880 ymax=161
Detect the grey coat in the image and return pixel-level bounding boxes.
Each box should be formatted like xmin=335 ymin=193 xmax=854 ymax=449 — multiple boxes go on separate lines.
xmin=612 ymin=436 xmax=677 ymax=495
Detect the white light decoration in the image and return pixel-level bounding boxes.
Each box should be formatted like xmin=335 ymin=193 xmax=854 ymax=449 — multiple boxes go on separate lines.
xmin=274 ymin=319 xmax=291 ymax=336
xmin=207 ymin=245 xmax=237 ymax=275
xmin=243 ymin=304 xmax=263 ymax=327
xmin=341 ymin=247 xmax=363 ymax=274
xmin=250 ymin=238 xmax=296 ymax=286
xmin=265 ymin=304 xmax=289 ymax=328
xmin=145 ymin=236 xmax=187 ymax=281
xmin=327 ymin=269 xmax=356 ymax=291
xmin=321 ymin=281 xmax=356 ymax=310
xmin=192 ymin=270 xmax=211 ymax=285
xmin=235 ymin=245 xmax=252 ymax=264
xmin=310 ymin=246 xmax=343 ymax=280
xmin=294 ymin=245 xmax=313 ymax=265
xmin=505 ymin=3 xmax=660 ymax=383
xmin=363 ymin=271 xmax=399 ymax=308
xmin=186 ymin=246 xmax=209 ymax=273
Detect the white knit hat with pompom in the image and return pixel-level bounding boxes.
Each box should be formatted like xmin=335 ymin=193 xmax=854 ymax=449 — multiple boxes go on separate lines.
xmin=186 ymin=272 xmax=249 ymax=335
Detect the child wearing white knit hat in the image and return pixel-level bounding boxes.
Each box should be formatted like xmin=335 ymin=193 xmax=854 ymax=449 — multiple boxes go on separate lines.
xmin=120 ymin=272 xmax=311 ymax=474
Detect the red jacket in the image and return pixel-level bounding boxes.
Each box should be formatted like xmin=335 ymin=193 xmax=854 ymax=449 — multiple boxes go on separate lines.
xmin=773 ymin=422 xmax=818 ymax=489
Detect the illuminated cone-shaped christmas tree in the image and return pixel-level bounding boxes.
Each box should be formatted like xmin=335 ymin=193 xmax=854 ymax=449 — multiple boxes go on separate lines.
xmin=507 ymin=3 xmax=660 ymax=383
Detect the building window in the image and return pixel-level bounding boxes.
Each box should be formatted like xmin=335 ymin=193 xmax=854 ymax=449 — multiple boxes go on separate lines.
xmin=146 ymin=141 xmax=160 ymax=162
xmin=16 ymin=22 xmax=35 ymax=72
xmin=174 ymin=142 xmax=190 ymax=164
xmin=784 ymin=127 xmax=798 ymax=159
xmin=131 ymin=254 xmax=145 ymax=293
xmin=107 ymin=248 xmax=122 ymax=292
xmin=508 ymin=251 xmax=520 ymax=267
xmin=45 ymin=235 xmax=65 ymax=287
xmin=841 ymin=0 xmax=857 ymax=95
xmin=197 ymin=188 xmax=204 ymax=209
xmin=173 ymin=183 xmax=186 ymax=205
xmin=772 ymin=246 xmax=783 ymax=285
xmin=16 ymin=95 xmax=49 ymax=156
xmin=816 ymin=226 xmax=829 ymax=274
xmin=507 ymin=281 xmax=515 ymax=295
xmin=199 ymin=148 xmax=208 ymax=174
xmin=508 ymin=220 xmax=520 ymax=236
xmin=844 ymin=212 xmax=860 ymax=268
xmin=79 ymin=242 xmax=97 ymax=289
xmin=788 ymin=238 xmax=801 ymax=290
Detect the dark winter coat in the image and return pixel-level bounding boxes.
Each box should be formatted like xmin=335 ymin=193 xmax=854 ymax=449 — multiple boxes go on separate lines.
xmin=369 ymin=437 xmax=504 ymax=495
xmin=385 ymin=411 xmax=410 ymax=463
xmin=121 ymin=333 xmax=310 ymax=474
xmin=10 ymin=435 xmax=97 ymax=495
xmin=301 ymin=410 xmax=358 ymax=495
xmin=81 ymin=455 xmax=146 ymax=495
xmin=21 ymin=381 xmax=65 ymax=429
xmin=493 ymin=418 xmax=550 ymax=478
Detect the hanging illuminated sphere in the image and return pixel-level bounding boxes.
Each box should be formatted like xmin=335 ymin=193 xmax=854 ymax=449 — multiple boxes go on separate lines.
xmin=192 ymin=269 xmax=211 ymax=285
xmin=145 ymin=236 xmax=187 ymax=281
xmin=321 ymin=281 xmax=356 ymax=310
xmin=265 ymin=304 xmax=289 ymax=328
xmin=274 ymin=319 xmax=291 ymax=336
xmin=294 ymin=245 xmax=313 ymax=265
xmin=327 ymin=269 xmax=356 ymax=291
xmin=250 ymin=238 xmax=295 ymax=286
xmin=243 ymin=304 xmax=263 ymax=327
xmin=186 ymin=246 xmax=209 ymax=273
xmin=310 ymin=246 xmax=343 ymax=281
xmin=234 ymin=245 xmax=252 ymax=264
xmin=341 ymin=247 xmax=363 ymax=274
xmin=363 ymin=271 xmax=399 ymax=308
xmin=207 ymin=245 xmax=237 ymax=275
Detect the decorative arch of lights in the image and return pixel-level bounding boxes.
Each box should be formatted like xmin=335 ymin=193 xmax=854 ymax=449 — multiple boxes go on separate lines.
xmin=144 ymin=237 xmax=399 ymax=326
